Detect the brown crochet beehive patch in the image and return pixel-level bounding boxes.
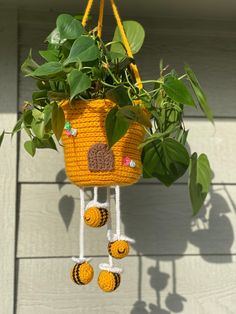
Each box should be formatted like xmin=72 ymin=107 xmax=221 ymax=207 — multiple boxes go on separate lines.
xmin=88 ymin=143 xmax=114 ymax=172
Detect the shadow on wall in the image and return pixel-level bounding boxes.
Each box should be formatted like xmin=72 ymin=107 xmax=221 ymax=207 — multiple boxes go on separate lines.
xmin=55 ymin=168 xmax=235 ymax=313
xmin=121 ymin=184 xmax=234 ymax=313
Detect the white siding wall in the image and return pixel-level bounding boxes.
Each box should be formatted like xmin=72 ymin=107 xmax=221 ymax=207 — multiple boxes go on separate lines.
xmin=1 ymin=7 xmax=236 ymax=314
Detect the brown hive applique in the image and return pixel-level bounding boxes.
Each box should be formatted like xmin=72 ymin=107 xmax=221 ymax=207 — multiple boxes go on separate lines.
xmin=88 ymin=143 xmax=114 ymax=172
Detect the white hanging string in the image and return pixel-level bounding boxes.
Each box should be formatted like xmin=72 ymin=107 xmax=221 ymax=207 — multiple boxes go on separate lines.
xmin=107 ymin=187 xmax=113 ymax=268
xmin=94 ymin=186 xmax=98 ymax=202
xmin=79 ymin=187 xmax=85 ymax=259
xmin=115 ymin=185 xmax=121 ymax=238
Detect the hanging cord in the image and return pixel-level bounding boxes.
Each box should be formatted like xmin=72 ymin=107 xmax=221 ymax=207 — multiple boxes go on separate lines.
xmin=72 ymin=188 xmax=91 ymax=264
xmin=93 ymin=186 xmax=98 ymax=202
xmin=82 ymin=0 xmax=94 ymax=27
xmin=106 ymin=187 xmax=113 ymax=267
xmin=110 ymin=0 xmax=143 ymax=90
xmin=97 ymin=0 xmax=105 ymax=38
xmin=115 ymin=185 xmax=121 ymax=238
xmin=79 ymin=188 xmax=85 ymax=259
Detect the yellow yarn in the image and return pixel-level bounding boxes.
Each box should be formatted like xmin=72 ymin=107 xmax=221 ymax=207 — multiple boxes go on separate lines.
xmin=84 ymin=207 xmax=109 ymax=228
xmin=82 ymin=0 xmax=94 ymax=27
xmin=98 ymin=270 xmax=121 ymax=292
xmin=108 ymin=240 xmax=129 ymax=259
xmin=61 ymin=99 xmax=145 ymax=187
xmin=70 ymin=262 xmax=94 ymax=285
xmin=110 ymin=0 xmax=143 ymax=89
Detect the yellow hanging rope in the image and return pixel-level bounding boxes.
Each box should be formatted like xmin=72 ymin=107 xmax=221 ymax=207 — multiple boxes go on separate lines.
xmin=82 ymin=0 xmax=94 ymax=27
xmin=110 ymin=0 xmax=143 ymax=90
xmin=82 ymin=0 xmax=143 ymax=90
xmin=97 ymin=0 xmax=105 ymax=38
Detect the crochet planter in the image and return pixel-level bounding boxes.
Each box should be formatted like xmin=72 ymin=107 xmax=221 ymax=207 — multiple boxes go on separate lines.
xmin=61 ymin=99 xmax=145 ymax=187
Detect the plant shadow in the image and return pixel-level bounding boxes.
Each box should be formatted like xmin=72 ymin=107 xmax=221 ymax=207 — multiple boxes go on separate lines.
xmin=120 ymin=183 xmax=234 ymax=313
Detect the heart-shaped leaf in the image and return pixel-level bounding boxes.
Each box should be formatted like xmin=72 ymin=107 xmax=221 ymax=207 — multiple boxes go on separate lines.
xmin=67 ymin=70 xmax=91 ymax=100
xmin=64 ymin=36 xmax=99 ymax=65
xmin=105 ymin=106 xmax=130 ymax=148
xmin=106 ymin=85 xmax=132 ymax=107
xmin=189 ymin=153 xmax=212 ymax=215
xmin=32 ymin=62 xmax=64 ymax=77
xmin=163 ymin=75 xmax=195 ymax=106
xmin=111 ymin=21 xmax=145 ymax=57
xmin=56 ymin=14 xmax=84 ymax=40
xmin=24 ymin=140 xmax=36 ymax=157
xmin=142 ymin=138 xmax=190 ymax=186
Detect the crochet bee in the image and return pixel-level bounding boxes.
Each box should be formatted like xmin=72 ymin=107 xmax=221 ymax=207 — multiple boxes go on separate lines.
xmin=70 ymin=262 xmax=94 ymax=285
xmin=108 ymin=240 xmax=129 ymax=259
xmin=84 ymin=206 xmax=109 ymax=228
xmin=98 ymin=270 xmax=121 ymax=292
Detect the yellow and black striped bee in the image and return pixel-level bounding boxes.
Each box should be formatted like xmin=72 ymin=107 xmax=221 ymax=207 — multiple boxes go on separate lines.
xmin=70 ymin=262 xmax=94 ymax=285
xmin=98 ymin=270 xmax=121 ymax=292
xmin=108 ymin=240 xmax=129 ymax=259
xmin=84 ymin=207 xmax=109 ymax=228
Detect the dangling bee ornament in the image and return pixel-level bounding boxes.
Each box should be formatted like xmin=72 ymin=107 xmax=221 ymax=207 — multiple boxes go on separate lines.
xmin=84 ymin=206 xmax=109 ymax=228
xmin=70 ymin=262 xmax=94 ymax=285
xmin=108 ymin=240 xmax=130 ymax=259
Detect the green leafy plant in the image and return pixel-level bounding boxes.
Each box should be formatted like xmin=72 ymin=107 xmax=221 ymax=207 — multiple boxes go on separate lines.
xmin=1 ymin=13 xmax=213 ymax=215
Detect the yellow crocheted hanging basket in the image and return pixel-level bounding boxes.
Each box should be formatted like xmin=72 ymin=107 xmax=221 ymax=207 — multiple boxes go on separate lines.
xmin=61 ymin=99 xmax=145 ymax=187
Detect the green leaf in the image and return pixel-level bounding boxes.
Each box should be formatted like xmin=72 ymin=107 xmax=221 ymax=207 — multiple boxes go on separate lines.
xmin=24 ymin=140 xmax=36 ymax=157
xmin=117 ymin=106 xmax=151 ymax=128
xmin=12 ymin=115 xmax=24 ymax=136
xmin=67 ymin=70 xmax=91 ymax=100
xmin=32 ymin=90 xmax=48 ymax=104
xmin=142 ymin=138 xmax=190 ymax=186
xmin=189 ymin=153 xmax=212 ymax=215
xmin=64 ymin=36 xmax=99 ymax=65
xmin=46 ymin=28 xmax=65 ymax=44
xmin=21 ymin=49 xmax=39 ymax=76
xmin=105 ymin=106 xmax=130 ymax=148
xmin=111 ymin=21 xmax=145 ymax=57
xmin=39 ymin=49 xmax=60 ymax=62
xmin=106 ymin=86 xmax=132 ymax=107
xmin=44 ymin=103 xmax=53 ymax=126
xmin=185 ymin=65 xmax=214 ymax=123
xmin=163 ymin=75 xmax=195 ymax=106
xmin=51 ymin=103 xmax=65 ymax=141
xmin=56 ymin=14 xmax=84 ymax=40
xmin=32 ymin=62 xmax=64 ymax=77
xmin=33 ymin=137 xmax=57 ymax=150
xmin=0 ymin=130 xmax=5 ymax=147
xmin=31 ymin=119 xmax=45 ymax=139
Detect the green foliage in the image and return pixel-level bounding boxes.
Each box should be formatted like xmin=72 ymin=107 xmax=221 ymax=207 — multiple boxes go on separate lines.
xmin=52 ymin=103 xmax=65 ymax=141
xmin=189 ymin=153 xmax=212 ymax=215
xmin=67 ymin=70 xmax=91 ymax=100
xmin=142 ymin=138 xmax=190 ymax=186
xmin=4 ymin=13 xmax=213 ymax=214
xmin=105 ymin=106 xmax=130 ymax=148
xmin=111 ymin=21 xmax=145 ymax=57
xmin=185 ymin=65 xmax=214 ymax=122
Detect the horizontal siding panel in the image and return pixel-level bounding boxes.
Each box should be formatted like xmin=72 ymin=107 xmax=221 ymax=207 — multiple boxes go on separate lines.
xmin=16 ymin=255 xmax=236 ymax=314
xmin=17 ymin=184 xmax=236 ymax=258
xmin=19 ymin=120 xmax=236 ymax=183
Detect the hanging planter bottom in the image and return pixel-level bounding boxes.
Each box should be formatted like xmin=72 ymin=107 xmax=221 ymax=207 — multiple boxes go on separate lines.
xmin=61 ymin=99 xmax=145 ymax=187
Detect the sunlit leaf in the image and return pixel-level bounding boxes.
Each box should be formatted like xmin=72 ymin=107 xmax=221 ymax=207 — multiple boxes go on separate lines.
xmin=163 ymin=75 xmax=195 ymax=106
xmin=56 ymin=14 xmax=84 ymax=40
xmin=189 ymin=153 xmax=212 ymax=215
